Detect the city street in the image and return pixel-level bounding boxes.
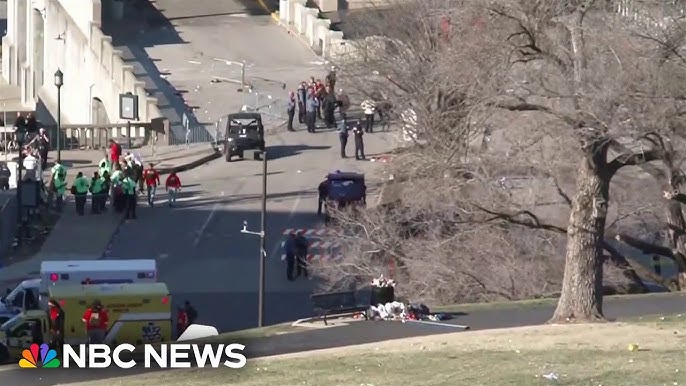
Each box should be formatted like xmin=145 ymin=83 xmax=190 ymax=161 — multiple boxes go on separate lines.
xmin=106 ymin=128 xmax=395 ymax=332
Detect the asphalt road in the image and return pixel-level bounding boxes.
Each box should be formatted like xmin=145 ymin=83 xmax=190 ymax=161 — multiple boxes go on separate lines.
xmin=103 ymin=126 xmax=394 ymax=333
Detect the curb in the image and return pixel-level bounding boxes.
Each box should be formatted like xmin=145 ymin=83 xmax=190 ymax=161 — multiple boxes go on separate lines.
xmin=156 ymin=150 xmax=221 ymax=175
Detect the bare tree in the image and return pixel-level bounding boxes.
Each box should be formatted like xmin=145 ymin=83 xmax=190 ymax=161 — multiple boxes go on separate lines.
xmin=329 ymin=0 xmax=686 ymax=320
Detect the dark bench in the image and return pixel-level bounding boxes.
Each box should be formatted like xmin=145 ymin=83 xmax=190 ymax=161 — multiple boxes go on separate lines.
xmin=310 ymin=289 xmax=373 ymax=325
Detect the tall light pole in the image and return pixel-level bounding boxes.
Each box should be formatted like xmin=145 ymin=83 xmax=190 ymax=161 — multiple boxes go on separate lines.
xmin=240 ymin=151 xmax=268 ymax=327
xmin=54 ymin=69 xmax=63 ymax=160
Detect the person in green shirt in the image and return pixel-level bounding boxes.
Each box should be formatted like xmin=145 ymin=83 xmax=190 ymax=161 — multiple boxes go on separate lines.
xmin=51 ymin=159 xmax=67 ymax=181
xmin=89 ymin=171 xmax=104 ymax=214
xmin=111 ymin=163 xmax=125 ymax=213
xmin=71 ymin=172 xmax=90 ymax=216
xmin=98 ymin=156 xmax=111 ymax=178
xmin=122 ymin=171 xmax=137 ymax=220
xmin=99 ymin=171 xmax=110 ymax=212
xmin=53 ymin=174 xmax=67 ymax=212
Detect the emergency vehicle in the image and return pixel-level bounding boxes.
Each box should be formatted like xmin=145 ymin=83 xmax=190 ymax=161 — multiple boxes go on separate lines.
xmin=39 ymin=259 xmax=157 ymax=294
xmin=0 ymin=282 xmax=172 ymax=362
xmin=0 ymin=259 xmax=157 ymax=323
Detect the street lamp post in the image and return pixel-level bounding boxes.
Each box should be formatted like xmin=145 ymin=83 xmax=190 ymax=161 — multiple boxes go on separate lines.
xmin=240 ymin=151 xmax=268 ymax=327
xmin=54 ymin=69 xmax=63 ymax=160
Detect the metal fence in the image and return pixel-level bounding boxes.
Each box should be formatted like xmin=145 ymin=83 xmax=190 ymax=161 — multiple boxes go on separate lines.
xmin=240 ymin=90 xmax=287 ymax=130
xmin=168 ymin=109 xmax=220 ymax=147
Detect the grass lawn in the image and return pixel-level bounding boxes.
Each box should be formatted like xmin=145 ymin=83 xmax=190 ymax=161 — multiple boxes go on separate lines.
xmin=434 ymin=292 xmax=684 ymax=313
xmin=65 ymin=314 xmax=686 ymax=386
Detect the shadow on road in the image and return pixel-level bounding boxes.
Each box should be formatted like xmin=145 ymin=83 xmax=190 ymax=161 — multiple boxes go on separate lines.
xmin=101 ymin=0 xmax=198 ymax=143
xmin=268 ymin=145 xmax=331 ymax=160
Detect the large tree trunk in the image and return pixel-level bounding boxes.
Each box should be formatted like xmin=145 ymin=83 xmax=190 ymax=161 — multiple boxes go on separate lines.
xmin=664 ymin=201 xmax=686 ymax=289
xmin=550 ymin=158 xmax=609 ymax=323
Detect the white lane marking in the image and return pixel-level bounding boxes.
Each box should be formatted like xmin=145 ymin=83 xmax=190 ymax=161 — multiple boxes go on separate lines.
xmin=193 ymin=202 xmax=219 ymax=248
xmin=288 ymin=195 xmax=301 ymax=220
xmin=152 ymin=195 xmax=201 ymax=206
xmin=275 ymin=195 xmax=303 ymax=261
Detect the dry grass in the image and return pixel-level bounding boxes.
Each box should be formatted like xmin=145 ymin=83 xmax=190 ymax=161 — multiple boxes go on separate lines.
xmin=63 ymin=315 xmax=686 ymax=386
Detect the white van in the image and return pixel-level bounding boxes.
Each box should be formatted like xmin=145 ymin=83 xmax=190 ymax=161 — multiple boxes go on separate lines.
xmin=39 ymin=260 xmax=157 ymax=295
xmin=0 ymin=260 xmax=157 ymax=322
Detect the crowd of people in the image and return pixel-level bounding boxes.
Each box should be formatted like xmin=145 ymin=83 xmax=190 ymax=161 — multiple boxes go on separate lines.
xmin=42 ymin=139 xmax=184 ymax=218
xmin=285 ymin=67 xmax=389 ymax=161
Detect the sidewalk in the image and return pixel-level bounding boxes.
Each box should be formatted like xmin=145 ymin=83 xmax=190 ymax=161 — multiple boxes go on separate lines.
xmin=53 ymin=143 xmax=220 ymax=175
xmin=0 ymin=144 xmax=220 ymax=284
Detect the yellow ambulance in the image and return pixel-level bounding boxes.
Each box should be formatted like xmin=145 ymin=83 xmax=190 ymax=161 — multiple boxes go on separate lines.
xmin=0 ymin=282 xmax=172 ymax=361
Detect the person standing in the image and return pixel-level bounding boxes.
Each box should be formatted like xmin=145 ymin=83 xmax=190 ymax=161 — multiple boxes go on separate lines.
xmin=143 ymin=163 xmax=160 ymax=207
xmin=361 ymin=98 xmax=376 ymax=133
xmin=111 ymin=163 xmax=125 ymax=213
xmin=338 ymin=118 xmax=349 ymax=158
xmin=283 ymin=233 xmax=296 ymax=281
xmin=48 ymin=299 xmax=65 ymax=355
xmin=295 ymin=232 xmax=309 ymax=279
xmin=305 ymin=89 xmax=319 ymax=133
xmin=165 ymin=171 xmax=182 ymax=207
xmin=184 ymin=301 xmax=198 ymax=325
xmin=337 ymin=89 xmax=350 ymax=120
xmin=28 ymin=128 xmax=49 ymax=170
xmin=297 ymin=82 xmax=307 ymax=124
xmin=89 ymin=171 xmax=103 ymax=214
xmin=98 ymin=154 xmax=111 ymax=178
xmin=322 ymin=86 xmax=337 ymax=129
xmin=317 ymin=178 xmax=329 ymax=216
xmin=108 ymin=139 xmax=122 ymax=165
xmin=325 ymin=66 xmax=337 ymax=89
xmin=25 ymin=113 xmax=39 ymax=136
xmin=99 ymin=171 xmax=110 ymax=212
xmin=71 ymin=172 xmax=90 ymax=216
xmin=315 ymin=80 xmax=326 ymax=120
xmin=353 ymin=122 xmax=366 ymax=160
xmin=81 ymin=300 xmax=109 ymax=344
xmin=176 ymin=306 xmax=188 ymax=339
xmin=122 ymin=172 xmax=137 ymax=219
xmin=52 ymin=173 xmax=67 ymax=212
xmin=286 ymin=91 xmax=296 ymax=132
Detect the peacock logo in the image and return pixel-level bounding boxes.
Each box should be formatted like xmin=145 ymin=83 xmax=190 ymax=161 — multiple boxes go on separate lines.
xmin=18 ymin=343 xmax=61 ymax=368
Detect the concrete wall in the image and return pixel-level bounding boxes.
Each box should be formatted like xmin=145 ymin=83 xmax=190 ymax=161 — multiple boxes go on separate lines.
xmin=279 ymin=0 xmax=353 ymax=60
xmin=1 ymin=0 xmax=161 ymax=127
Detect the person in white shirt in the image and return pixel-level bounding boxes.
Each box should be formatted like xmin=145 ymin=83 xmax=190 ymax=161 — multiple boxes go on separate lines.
xmin=361 ymin=98 xmax=376 ymax=133
xmin=125 ymin=152 xmax=145 ymax=193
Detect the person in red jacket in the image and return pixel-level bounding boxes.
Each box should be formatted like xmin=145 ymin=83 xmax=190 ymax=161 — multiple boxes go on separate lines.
xmin=82 ymin=300 xmax=109 ymax=344
xmin=48 ymin=299 xmax=65 ymax=353
xmin=165 ymin=171 xmax=182 ymax=207
xmin=143 ymin=163 xmax=161 ymax=207
xmin=109 ymin=139 xmax=122 ymax=166
xmin=176 ymin=306 xmax=189 ymax=339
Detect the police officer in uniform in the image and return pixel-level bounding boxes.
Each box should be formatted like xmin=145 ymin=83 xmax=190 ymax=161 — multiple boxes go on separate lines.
xmin=353 ymin=121 xmax=365 ymax=160
xmin=337 ymin=118 xmax=349 ymax=158
xmin=72 ymin=172 xmax=90 ymax=216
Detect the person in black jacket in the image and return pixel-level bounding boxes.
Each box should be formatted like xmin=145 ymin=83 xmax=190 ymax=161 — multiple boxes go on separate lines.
xmin=317 ymin=178 xmax=329 ymax=215
xmin=184 ymin=300 xmax=198 ymax=325
xmin=353 ymin=122 xmax=365 ymax=160
xmin=322 ymin=86 xmax=337 ymax=128
xmin=296 ymin=82 xmax=307 ymax=124
xmin=294 ymin=232 xmax=309 ymax=278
